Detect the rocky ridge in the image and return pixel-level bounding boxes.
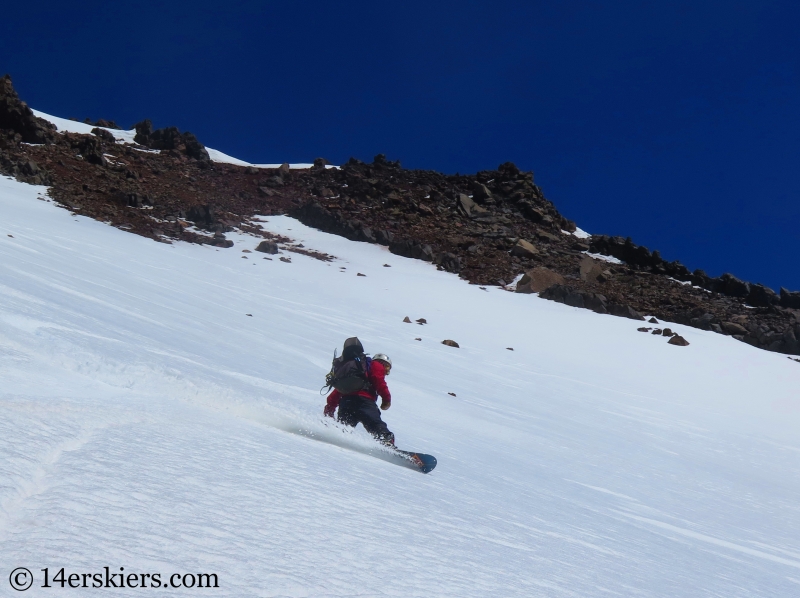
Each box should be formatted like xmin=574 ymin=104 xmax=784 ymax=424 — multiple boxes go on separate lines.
xmin=1 ymin=75 xmax=798 ymax=357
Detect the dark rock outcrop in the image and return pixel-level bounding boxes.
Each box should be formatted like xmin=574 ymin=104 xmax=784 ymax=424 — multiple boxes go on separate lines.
xmin=588 ymin=234 xmax=791 ymax=312
xmin=389 ymin=238 xmax=434 ymax=262
xmin=606 ymin=303 xmax=646 ymax=321
xmin=780 ymin=288 xmax=800 ymax=309
xmin=291 ymin=201 xmax=380 ymax=244
xmin=435 ymin=252 xmax=461 ymax=273
xmin=91 ymin=127 xmax=116 ymax=143
xmin=539 ymin=284 xmax=645 ymax=320
xmin=0 ymin=156 xmax=52 ymax=185
xmin=186 ymin=205 xmax=217 ymax=228
xmin=83 ymin=118 xmax=120 ymax=129
xmin=716 ymin=273 xmax=750 ymax=298
xmin=72 ymin=134 xmax=106 ymax=166
xmin=133 ymin=119 xmax=210 ymax=161
xmin=589 ymin=234 xmax=691 ymax=280
xmin=0 ymin=75 xmax=56 ymax=144
xmin=746 ymin=283 xmax=779 ymax=307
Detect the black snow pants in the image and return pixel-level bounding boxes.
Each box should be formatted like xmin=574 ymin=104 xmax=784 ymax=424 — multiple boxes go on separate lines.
xmin=337 ymin=395 xmax=395 ymax=445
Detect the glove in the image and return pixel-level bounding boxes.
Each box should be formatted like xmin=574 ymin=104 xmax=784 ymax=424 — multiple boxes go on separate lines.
xmin=323 ymin=404 xmax=336 ymax=418
xmin=380 ymin=399 xmax=391 ymax=411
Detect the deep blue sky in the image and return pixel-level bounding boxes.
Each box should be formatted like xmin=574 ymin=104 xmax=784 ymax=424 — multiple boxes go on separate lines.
xmin=3 ymin=1 xmax=799 ymax=291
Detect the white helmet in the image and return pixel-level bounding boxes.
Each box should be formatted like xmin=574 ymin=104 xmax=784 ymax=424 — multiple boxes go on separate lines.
xmin=372 ymin=353 xmax=392 ymax=373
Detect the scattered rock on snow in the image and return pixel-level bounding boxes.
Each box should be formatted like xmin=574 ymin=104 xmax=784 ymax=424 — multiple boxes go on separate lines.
xmin=403 ymin=316 xmax=412 ymax=323
xmin=648 ymin=317 xmax=659 ymax=324
xmin=442 ymin=339 xmax=460 ymax=348
xmin=416 ymin=318 xmax=427 ymax=324
xmin=255 ymin=241 xmax=280 ymax=254
xmin=279 ymin=256 xmax=291 ymax=263
xmin=668 ymin=335 xmax=690 ymax=346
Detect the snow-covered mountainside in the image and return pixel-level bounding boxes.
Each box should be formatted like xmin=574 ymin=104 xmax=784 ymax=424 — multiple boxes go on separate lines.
xmin=1 ymin=172 xmax=799 ymax=596
xmin=4 ymin=71 xmax=800 ymax=359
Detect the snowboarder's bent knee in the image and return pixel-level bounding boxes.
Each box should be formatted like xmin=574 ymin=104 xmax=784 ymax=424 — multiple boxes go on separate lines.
xmin=323 ymin=337 xmax=394 ymax=445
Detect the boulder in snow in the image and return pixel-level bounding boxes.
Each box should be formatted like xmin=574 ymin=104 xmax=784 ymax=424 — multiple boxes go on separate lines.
xmin=516 ymin=267 xmax=563 ymax=294
xmin=721 ymin=322 xmax=748 ymax=336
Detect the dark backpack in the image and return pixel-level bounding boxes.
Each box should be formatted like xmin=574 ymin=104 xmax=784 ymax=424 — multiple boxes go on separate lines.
xmin=323 ymin=337 xmax=372 ymax=395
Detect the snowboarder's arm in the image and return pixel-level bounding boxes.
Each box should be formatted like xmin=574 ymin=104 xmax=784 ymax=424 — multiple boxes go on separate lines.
xmin=324 ymin=389 xmax=341 ymax=417
xmin=370 ymin=361 xmax=392 ymax=403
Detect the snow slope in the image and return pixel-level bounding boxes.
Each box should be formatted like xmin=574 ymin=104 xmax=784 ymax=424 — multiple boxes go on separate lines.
xmin=1 ymin=174 xmax=799 ymax=597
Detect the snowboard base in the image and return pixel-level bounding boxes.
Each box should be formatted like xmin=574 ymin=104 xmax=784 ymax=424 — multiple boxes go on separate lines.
xmin=392 ymin=449 xmax=437 ymax=473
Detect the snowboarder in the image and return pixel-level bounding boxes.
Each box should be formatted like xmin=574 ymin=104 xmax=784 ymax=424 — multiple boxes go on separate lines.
xmin=323 ymin=338 xmax=395 ymax=446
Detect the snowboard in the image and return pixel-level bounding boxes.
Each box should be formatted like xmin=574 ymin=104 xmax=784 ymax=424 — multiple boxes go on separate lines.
xmin=391 ymin=449 xmax=437 ymax=474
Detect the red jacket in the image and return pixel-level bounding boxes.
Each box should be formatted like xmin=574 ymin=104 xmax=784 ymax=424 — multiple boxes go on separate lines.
xmin=325 ymin=359 xmax=391 ymax=416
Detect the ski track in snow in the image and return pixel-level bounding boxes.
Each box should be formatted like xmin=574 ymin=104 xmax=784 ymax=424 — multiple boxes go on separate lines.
xmin=1 ymin=173 xmax=800 ymax=596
